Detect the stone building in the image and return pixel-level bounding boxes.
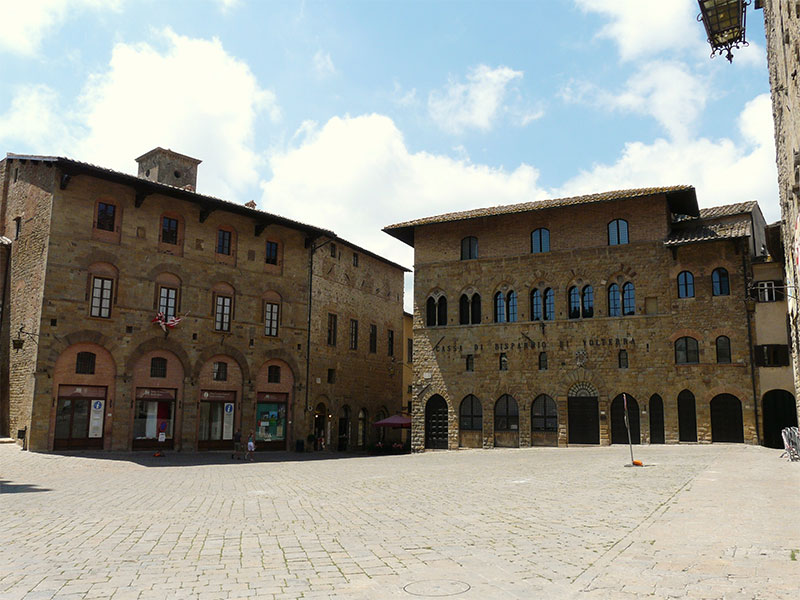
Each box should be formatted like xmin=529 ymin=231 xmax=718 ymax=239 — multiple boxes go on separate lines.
xmin=0 ymin=148 xmax=405 ymax=452
xmin=384 ymin=186 xmax=793 ymax=450
xmin=758 ymin=1 xmax=800 ymax=413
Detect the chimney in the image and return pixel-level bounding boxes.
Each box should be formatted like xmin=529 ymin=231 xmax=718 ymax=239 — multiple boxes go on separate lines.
xmin=135 ymin=147 xmax=202 ymax=191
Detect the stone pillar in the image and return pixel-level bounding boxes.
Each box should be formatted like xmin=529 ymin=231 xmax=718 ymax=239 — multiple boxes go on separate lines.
xmin=557 ymin=395 xmax=568 ymax=447
xmin=599 ymin=395 xmax=610 ymax=446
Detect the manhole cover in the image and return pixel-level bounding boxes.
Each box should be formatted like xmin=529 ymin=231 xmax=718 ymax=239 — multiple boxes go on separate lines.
xmin=403 ymin=579 xmax=471 ymax=597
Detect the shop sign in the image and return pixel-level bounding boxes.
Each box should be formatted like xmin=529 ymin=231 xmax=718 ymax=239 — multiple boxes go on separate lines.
xmin=136 ymin=388 xmax=176 ymax=400
xmin=88 ymin=400 xmax=105 ymax=438
xmin=59 ymin=385 xmax=106 ymax=399
xmin=201 ymin=390 xmax=236 ymax=402
xmin=223 ymin=402 xmax=234 ymax=440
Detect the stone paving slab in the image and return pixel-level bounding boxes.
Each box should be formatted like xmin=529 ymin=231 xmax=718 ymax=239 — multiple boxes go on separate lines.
xmin=0 ymin=444 xmax=798 ymax=599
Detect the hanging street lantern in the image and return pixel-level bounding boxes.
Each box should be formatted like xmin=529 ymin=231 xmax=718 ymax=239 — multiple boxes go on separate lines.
xmin=697 ymin=0 xmax=749 ymax=63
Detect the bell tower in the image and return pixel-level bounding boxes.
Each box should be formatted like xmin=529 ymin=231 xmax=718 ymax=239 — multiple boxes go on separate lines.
xmin=135 ymin=147 xmax=202 ymax=191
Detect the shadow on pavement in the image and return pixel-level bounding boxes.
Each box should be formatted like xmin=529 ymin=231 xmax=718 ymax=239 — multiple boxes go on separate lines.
xmin=0 ymin=479 xmax=52 ymax=493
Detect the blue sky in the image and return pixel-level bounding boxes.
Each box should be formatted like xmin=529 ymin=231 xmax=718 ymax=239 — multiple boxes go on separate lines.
xmin=0 ymin=0 xmax=778 ymax=309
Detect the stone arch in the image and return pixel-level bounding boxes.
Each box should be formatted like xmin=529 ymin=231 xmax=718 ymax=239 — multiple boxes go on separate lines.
xmin=125 ymin=336 xmax=191 ymax=378
xmin=146 ymin=262 xmax=191 ymax=282
xmin=568 ymin=381 xmax=599 ymax=397
xmin=193 ymin=344 xmax=250 ymax=383
xmin=44 ymin=329 xmax=119 ymax=369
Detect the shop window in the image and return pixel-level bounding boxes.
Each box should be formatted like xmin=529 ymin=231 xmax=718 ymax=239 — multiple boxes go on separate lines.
xmin=150 ymin=357 xmax=167 ymax=378
xmin=532 ymin=395 xmax=557 ymax=432
xmin=327 ymin=313 xmax=337 ymax=346
xmin=618 ymin=350 xmax=628 ymax=369
xmin=530 ymin=288 xmax=542 ymax=321
xmin=531 ymin=228 xmax=550 ymax=253
xmin=461 ymin=236 xmax=478 ymax=260
xmin=460 ymin=395 xmax=482 ymax=430
xmin=350 ymin=319 xmax=359 ymax=350
xmin=96 ymin=202 xmax=116 ymax=232
xmin=388 ymin=329 xmax=394 ymax=356
xmin=75 ymin=352 xmax=96 ymax=375
xmin=265 ymin=240 xmax=279 ymax=265
xmin=622 ymin=282 xmax=635 ymax=315
xmin=608 ymin=284 xmax=621 ymax=317
xmin=369 ymin=324 xmax=377 ymax=353
xmin=495 ymin=394 xmax=518 ymax=431
xmin=678 ymin=271 xmax=695 ymax=298
xmin=499 ymin=352 xmax=508 ymax=371
xmin=213 ymin=361 xmax=228 ymax=381
xmin=716 ymin=336 xmax=731 ymax=364
xmin=267 ymin=365 xmax=281 ymax=383
xmin=712 ymin=268 xmax=730 ymax=296
xmin=581 ymin=285 xmax=594 ymax=318
xmin=608 ymin=219 xmax=629 ymax=246
xmin=675 ymin=336 xmax=699 ymax=364
xmin=466 ymin=354 xmax=474 ymax=371
xmin=538 ymin=351 xmax=548 ymax=371
xmin=544 ymin=288 xmax=555 ymax=320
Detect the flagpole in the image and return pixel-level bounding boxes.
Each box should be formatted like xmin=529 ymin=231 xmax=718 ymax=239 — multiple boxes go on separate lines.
xmin=624 ymin=393 xmax=634 ymax=466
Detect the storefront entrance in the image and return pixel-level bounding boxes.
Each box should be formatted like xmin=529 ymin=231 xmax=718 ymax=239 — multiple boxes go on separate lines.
xmin=133 ymin=388 xmax=176 ymax=449
xmin=568 ymin=397 xmax=599 ymax=444
xmin=314 ymin=403 xmax=327 ymax=450
xmin=199 ymin=390 xmax=236 ymax=450
xmin=256 ymin=392 xmax=287 ymax=450
xmin=54 ymin=385 xmax=106 ymax=450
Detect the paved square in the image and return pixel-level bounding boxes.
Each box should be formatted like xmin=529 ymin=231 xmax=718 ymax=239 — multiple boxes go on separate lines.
xmin=1 ymin=444 xmax=798 ymax=599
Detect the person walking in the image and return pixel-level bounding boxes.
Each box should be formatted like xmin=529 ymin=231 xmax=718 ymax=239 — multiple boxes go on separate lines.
xmin=245 ymin=430 xmax=256 ymax=462
xmin=232 ymin=429 xmax=242 ymax=460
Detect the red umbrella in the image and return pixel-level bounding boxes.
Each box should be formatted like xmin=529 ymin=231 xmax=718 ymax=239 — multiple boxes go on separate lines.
xmin=373 ymin=414 xmax=411 ymax=429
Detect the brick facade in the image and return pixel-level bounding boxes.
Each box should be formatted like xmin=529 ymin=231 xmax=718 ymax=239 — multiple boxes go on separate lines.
xmin=0 ymin=150 xmax=405 ymax=452
xmin=386 ymin=188 xmax=785 ymax=451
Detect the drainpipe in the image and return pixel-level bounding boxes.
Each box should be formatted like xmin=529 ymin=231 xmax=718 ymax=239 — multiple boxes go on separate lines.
xmin=742 ymin=239 xmax=761 ymax=445
xmin=303 ymin=237 xmax=333 ymax=414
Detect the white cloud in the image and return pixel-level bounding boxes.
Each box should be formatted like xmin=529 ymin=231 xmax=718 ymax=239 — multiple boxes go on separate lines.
xmin=428 ymin=64 xmax=524 ymax=134
xmin=0 ymin=0 xmax=122 ymax=56
xmin=313 ymin=50 xmax=336 ymax=78
xmin=260 ymin=114 xmax=546 ymax=308
xmin=575 ymin=0 xmax=703 ymax=61
xmin=557 ymin=94 xmax=780 ymax=222
xmin=0 ymin=28 xmax=279 ymax=200
xmin=215 ymin=0 xmax=239 ymax=12
xmin=564 ymin=61 xmax=709 ymax=141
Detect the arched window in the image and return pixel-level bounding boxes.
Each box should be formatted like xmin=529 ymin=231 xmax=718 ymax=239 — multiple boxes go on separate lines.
xmin=461 ymin=236 xmax=478 ymax=260
xmin=538 ymin=351 xmax=548 ymax=370
xmin=532 ymin=395 xmax=557 ymax=432
xmin=544 ymin=288 xmax=555 ymax=321
xmin=155 ymin=272 xmax=181 ymax=320
xmin=212 ymin=282 xmax=235 ymax=331
xmin=678 ymin=271 xmax=695 ymax=298
xmin=495 ymin=395 xmax=518 ymax=431
xmin=470 ymin=293 xmax=481 ymax=324
xmin=712 ymin=268 xmax=730 ymax=296
xmin=675 ymin=336 xmax=699 ymax=364
xmin=531 ymin=228 xmax=550 ymax=253
xmin=150 ymin=357 xmax=167 ymax=378
xmin=716 ymin=336 xmax=731 ymax=364
xmin=530 ymin=289 xmax=542 ymax=321
xmin=568 ymin=286 xmax=580 ymax=319
xmin=460 ymin=395 xmax=482 ymax=431
xmin=437 ymin=296 xmax=447 ymax=326
xmin=618 ymin=350 xmax=628 ymax=369
xmin=499 ymin=353 xmax=508 ymax=371
xmin=581 ymin=285 xmax=594 ymax=318
xmin=622 ymin=282 xmax=635 ymax=315
xmin=608 ymin=284 xmax=621 ymax=317
xmin=75 ymin=352 xmax=96 ymax=374
xmin=263 ymin=290 xmax=281 ymax=337
xmin=459 ymin=294 xmax=470 ymax=325
xmin=88 ymin=262 xmax=118 ymax=319
xmin=426 ymin=297 xmax=437 ymax=326
xmin=608 ymin=219 xmax=629 ymax=245
xmin=507 ymin=291 xmax=517 ymax=322
xmin=494 ymin=292 xmax=506 ymax=323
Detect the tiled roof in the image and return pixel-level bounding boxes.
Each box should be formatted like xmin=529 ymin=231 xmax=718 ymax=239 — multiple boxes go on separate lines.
xmin=384 ymin=185 xmax=697 ymax=246
xmin=664 ymin=219 xmax=752 ymax=247
xmin=698 ymin=201 xmax=758 ymax=219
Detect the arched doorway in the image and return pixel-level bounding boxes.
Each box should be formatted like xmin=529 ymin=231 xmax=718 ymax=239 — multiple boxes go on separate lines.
xmin=610 ymin=394 xmax=640 ymax=444
xmin=494 ymin=394 xmax=519 ymax=448
xmin=568 ymin=382 xmax=599 ymax=444
xmin=710 ymin=394 xmax=744 ymax=443
xmin=649 ymin=395 xmax=665 ymax=444
xmin=314 ymin=402 xmax=327 ymax=450
xmin=338 ymin=405 xmax=351 ymax=451
xmin=678 ymin=390 xmax=697 ymax=442
xmin=762 ymin=390 xmax=798 ymax=448
xmin=425 ymin=395 xmax=448 ymax=449
xmin=531 ymin=394 xmax=558 ymax=447
xmin=357 ymin=408 xmax=368 ymax=449
xmin=131 ymin=350 xmax=184 ymax=450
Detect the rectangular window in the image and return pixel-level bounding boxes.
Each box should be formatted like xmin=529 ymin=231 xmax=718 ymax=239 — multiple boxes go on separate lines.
xmin=327 ymin=313 xmax=337 ymax=346
xmin=150 ymin=357 xmax=167 ymax=378
xmin=215 ymin=295 xmax=232 ymax=331
xmin=96 ymin=202 xmax=116 ymax=232
xmin=387 ymin=329 xmax=394 ymax=356
xmin=265 ymin=241 xmax=279 ymax=265
xmin=327 ymin=368 xmax=336 ymax=384
xmin=407 ymin=338 xmax=413 ymax=363
xmin=756 ymin=281 xmax=777 ymax=302
xmin=755 ymin=344 xmax=790 ymax=367
xmin=349 ymin=319 xmax=358 ymax=350
xmin=330 ymin=242 xmax=337 ymax=257
xmin=161 ymin=217 xmax=178 ymax=244
xmin=267 ymin=365 xmax=281 ymax=383
xmin=499 ymin=352 xmax=508 ymax=371
xmin=212 ymin=361 xmax=228 ymax=381
xmin=264 ymin=302 xmax=279 ymax=336
xmin=90 ymin=277 xmax=113 ymax=318
xmin=14 ymin=217 xmax=21 ymax=240
xmin=369 ymin=324 xmax=377 ymax=353
xmin=353 ymin=252 xmax=359 ymax=266
xmin=75 ymin=352 xmax=96 ymax=375
xmin=216 ymin=229 xmax=231 ymax=255
xmin=466 ymin=354 xmax=474 ymax=372
xmin=159 ymin=287 xmax=178 ymax=319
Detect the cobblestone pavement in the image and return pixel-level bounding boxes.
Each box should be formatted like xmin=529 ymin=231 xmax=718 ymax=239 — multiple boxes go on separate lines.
xmin=0 ymin=443 xmax=798 ymax=599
